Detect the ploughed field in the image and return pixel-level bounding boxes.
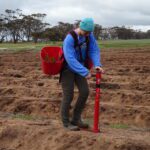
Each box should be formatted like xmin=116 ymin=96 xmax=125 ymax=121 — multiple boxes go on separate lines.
xmin=0 ymin=47 xmax=150 ymax=150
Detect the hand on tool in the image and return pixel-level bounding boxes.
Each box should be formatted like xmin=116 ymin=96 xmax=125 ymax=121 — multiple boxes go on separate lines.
xmin=85 ymin=72 xmax=91 ymax=79
xmin=95 ymin=66 xmax=104 ymax=73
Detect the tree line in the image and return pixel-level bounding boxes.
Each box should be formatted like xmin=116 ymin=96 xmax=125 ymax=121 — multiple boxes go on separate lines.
xmin=0 ymin=9 xmax=150 ymax=43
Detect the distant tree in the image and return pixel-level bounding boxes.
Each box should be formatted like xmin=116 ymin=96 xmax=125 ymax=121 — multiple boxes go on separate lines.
xmin=1 ymin=10 xmax=50 ymax=43
xmin=109 ymin=27 xmax=118 ymax=39
xmin=133 ymin=30 xmax=146 ymax=39
xmin=114 ymin=26 xmax=134 ymax=39
xmin=21 ymin=15 xmax=34 ymax=42
xmin=44 ymin=27 xmax=62 ymax=41
xmin=57 ymin=22 xmax=74 ymax=40
xmin=3 ymin=9 xmax=23 ymax=43
xmin=74 ymin=20 xmax=80 ymax=28
xmin=94 ymin=24 xmax=102 ymax=40
xmin=1 ymin=9 xmax=149 ymax=42
xmin=0 ymin=16 xmax=8 ymax=43
xmin=43 ymin=22 xmax=74 ymax=41
xmin=146 ymin=30 xmax=150 ymax=39
xmin=30 ymin=13 xmax=49 ymax=43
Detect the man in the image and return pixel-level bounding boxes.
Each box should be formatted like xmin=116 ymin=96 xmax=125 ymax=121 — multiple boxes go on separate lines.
xmin=61 ymin=18 xmax=104 ymax=131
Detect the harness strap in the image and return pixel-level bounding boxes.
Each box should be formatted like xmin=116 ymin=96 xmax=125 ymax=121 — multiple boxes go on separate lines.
xmin=59 ymin=31 xmax=90 ymax=83
xmin=69 ymin=30 xmax=89 ymax=63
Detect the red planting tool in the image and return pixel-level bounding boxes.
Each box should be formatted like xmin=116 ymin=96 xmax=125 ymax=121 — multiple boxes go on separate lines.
xmin=93 ymin=70 xmax=101 ymax=133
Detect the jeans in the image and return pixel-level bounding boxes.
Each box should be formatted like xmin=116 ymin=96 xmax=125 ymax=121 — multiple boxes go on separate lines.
xmin=60 ymin=68 xmax=89 ymax=126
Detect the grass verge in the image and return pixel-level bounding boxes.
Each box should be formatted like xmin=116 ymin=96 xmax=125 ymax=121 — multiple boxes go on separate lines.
xmin=110 ymin=123 xmax=129 ymax=129
xmin=12 ymin=113 xmax=37 ymax=121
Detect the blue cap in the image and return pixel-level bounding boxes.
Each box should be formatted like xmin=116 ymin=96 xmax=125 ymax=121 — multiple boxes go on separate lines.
xmin=79 ymin=18 xmax=94 ymax=32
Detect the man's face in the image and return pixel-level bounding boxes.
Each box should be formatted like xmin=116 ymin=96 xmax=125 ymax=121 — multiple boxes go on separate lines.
xmin=80 ymin=30 xmax=91 ymax=36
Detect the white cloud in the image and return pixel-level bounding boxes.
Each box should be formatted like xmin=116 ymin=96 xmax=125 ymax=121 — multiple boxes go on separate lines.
xmin=0 ymin=0 xmax=150 ymax=30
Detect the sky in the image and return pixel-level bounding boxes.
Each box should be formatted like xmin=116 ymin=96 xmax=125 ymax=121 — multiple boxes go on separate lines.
xmin=0 ymin=0 xmax=150 ymax=31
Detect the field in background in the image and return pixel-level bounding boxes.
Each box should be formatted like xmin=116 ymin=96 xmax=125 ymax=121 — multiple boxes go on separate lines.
xmin=99 ymin=39 xmax=150 ymax=48
xmin=0 ymin=40 xmax=150 ymax=150
xmin=0 ymin=39 xmax=150 ymax=52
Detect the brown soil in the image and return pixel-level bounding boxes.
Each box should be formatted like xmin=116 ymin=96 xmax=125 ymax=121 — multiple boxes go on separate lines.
xmin=0 ymin=47 xmax=150 ymax=150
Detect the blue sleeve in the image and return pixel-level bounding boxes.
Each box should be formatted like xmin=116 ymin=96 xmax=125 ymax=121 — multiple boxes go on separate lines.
xmin=63 ymin=34 xmax=89 ymax=77
xmin=88 ymin=33 xmax=102 ymax=67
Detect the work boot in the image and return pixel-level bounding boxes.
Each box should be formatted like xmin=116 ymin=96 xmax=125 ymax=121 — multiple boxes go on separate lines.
xmin=71 ymin=120 xmax=89 ymax=129
xmin=64 ymin=123 xmax=80 ymax=131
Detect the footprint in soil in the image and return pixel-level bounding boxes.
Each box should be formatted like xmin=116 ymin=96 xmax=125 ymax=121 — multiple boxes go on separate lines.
xmin=12 ymin=73 xmax=23 ymax=78
xmin=118 ymin=68 xmax=131 ymax=74
xmin=37 ymin=82 xmax=44 ymax=86
xmin=0 ymin=97 xmax=15 ymax=109
xmin=134 ymin=66 xmax=150 ymax=73
xmin=1 ymin=88 xmax=15 ymax=95
xmin=13 ymin=102 xmax=32 ymax=114
xmin=2 ymin=72 xmax=23 ymax=78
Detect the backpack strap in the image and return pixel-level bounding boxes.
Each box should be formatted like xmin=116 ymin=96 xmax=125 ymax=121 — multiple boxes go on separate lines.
xmin=69 ymin=30 xmax=89 ymax=62
xmin=85 ymin=36 xmax=89 ymax=58
xmin=69 ymin=31 xmax=78 ymax=48
xmin=60 ymin=31 xmax=90 ymax=83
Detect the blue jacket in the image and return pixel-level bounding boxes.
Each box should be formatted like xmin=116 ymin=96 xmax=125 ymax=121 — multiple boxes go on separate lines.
xmin=63 ymin=32 xmax=102 ymax=77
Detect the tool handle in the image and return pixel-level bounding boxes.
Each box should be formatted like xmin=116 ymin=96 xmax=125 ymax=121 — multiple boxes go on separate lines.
xmin=93 ymin=71 xmax=101 ymax=133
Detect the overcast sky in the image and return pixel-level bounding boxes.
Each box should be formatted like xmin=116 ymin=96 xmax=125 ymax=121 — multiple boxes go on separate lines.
xmin=0 ymin=0 xmax=150 ymax=31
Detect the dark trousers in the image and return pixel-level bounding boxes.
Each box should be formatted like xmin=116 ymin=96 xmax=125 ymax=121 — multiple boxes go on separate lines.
xmin=60 ymin=68 xmax=89 ymax=126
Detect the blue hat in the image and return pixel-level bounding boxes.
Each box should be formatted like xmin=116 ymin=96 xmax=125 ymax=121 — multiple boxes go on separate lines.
xmin=79 ymin=18 xmax=94 ymax=32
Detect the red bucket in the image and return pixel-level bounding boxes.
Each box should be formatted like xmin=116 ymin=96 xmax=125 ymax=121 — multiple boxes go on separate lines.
xmin=40 ymin=46 xmax=64 ymax=75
